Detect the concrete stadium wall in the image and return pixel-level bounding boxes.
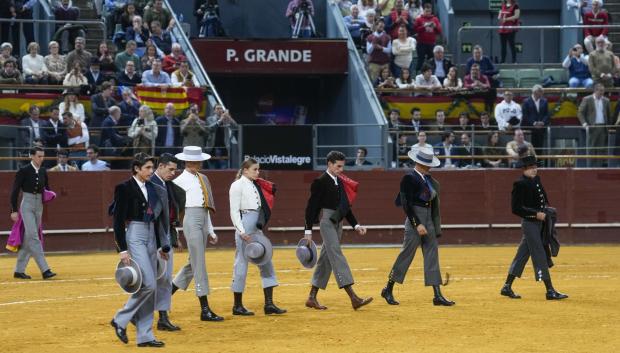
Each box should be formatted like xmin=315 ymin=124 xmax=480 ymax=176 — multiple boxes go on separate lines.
xmin=1 ymin=169 xmax=619 ymax=252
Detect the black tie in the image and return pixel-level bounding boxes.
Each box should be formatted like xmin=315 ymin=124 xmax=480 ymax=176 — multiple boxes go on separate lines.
xmin=337 ymin=182 xmax=350 ymax=216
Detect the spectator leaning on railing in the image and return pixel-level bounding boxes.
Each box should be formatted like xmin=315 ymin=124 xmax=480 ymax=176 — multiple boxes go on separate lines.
xmin=563 ymin=43 xmax=593 ymax=88
xmin=583 ymin=0 xmax=608 ymax=53
xmin=375 ymin=66 xmax=397 ymax=89
xmin=463 ymin=63 xmax=490 ymax=89
xmin=395 ymin=68 xmax=414 ymax=89
xmin=141 ymin=58 xmax=171 ymax=87
xmin=494 ymin=90 xmax=522 ymax=131
xmin=413 ymin=64 xmax=441 ymax=97
xmin=466 ymin=45 xmax=499 ymax=87
xmin=443 ymin=66 xmax=462 ymax=89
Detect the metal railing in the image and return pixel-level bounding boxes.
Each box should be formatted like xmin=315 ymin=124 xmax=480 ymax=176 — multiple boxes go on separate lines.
xmin=313 ymin=124 xmax=387 ymax=169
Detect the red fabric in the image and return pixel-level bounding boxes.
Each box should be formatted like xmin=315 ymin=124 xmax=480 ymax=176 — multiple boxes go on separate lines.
xmin=413 ymin=14 xmax=442 ymax=45
xmin=583 ymin=10 xmax=609 ymax=37
xmin=256 ymin=178 xmax=276 ymax=210
xmin=162 ymin=54 xmax=187 ymax=74
xmin=498 ymin=3 xmax=519 ymax=34
xmin=388 ymin=9 xmax=410 ymax=39
xmin=339 ymin=174 xmax=359 ymax=206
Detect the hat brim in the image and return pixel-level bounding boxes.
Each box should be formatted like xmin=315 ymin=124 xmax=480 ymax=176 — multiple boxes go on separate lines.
xmin=156 ymin=253 xmax=167 ymax=280
xmin=174 ymin=152 xmax=211 ymax=161
xmin=407 ymin=150 xmax=441 ymax=167
xmin=296 ymin=238 xmax=318 ymax=269
xmin=243 ymin=233 xmax=273 ymax=266
xmin=116 ymin=259 xmax=143 ymax=294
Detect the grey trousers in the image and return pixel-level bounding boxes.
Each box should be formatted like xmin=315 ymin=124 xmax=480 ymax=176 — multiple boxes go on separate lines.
xmin=311 ymin=209 xmax=355 ymax=289
xmin=155 ymin=248 xmax=173 ymax=311
xmin=114 ymin=222 xmax=158 ymax=344
xmin=15 ymin=192 xmax=49 ymax=274
xmin=508 ymin=219 xmax=551 ymax=282
xmin=173 ymin=207 xmax=211 ymax=297
xmin=389 ymin=206 xmax=442 ymax=286
xmin=231 ymin=210 xmax=278 ymax=293
xmin=589 ymin=126 xmax=608 ymax=167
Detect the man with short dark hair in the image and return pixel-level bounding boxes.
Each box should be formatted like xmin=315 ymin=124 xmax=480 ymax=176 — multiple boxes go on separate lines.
xmin=457 ymin=112 xmax=472 ymax=130
xmin=150 ymin=20 xmax=173 ymax=55
xmin=0 ymin=59 xmax=22 ymax=83
xmin=91 ymin=81 xmax=118 ymax=128
xmin=521 ymin=85 xmax=550 ymax=155
xmin=454 ymin=133 xmax=481 ymax=167
xmin=465 ymin=45 xmax=499 ymax=86
xmin=413 ymin=3 xmax=442 ymax=72
xmin=304 ymin=151 xmax=372 ymax=311
xmin=434 ymin=130 xmax=458 ymax=168
xmin=41 ymin=106 xmax=68 ymax=167
xmin=347 ymin=147 xmax=372 ymax=166
xmin=142 ymin=59 xmax=171 ymax=87
xmin=366 ymin=19 xmax=392 ymax=83
xmin=409 ymin=107 xmax=424 ymax=133
xmin=10 ymin=146 xmax=57 ymax=280
xmin=66 ymin=37 xmax=92 ymax=73
xmin=477 ymin=111 xmax=496 ymax=130
xmin=49 ymin=149 xmax=77 ymax=171
xmin=117 ymin=60 xmax=142 ymax=87
xmin=115 ymin=41 xmax=142 ymax=73
xmin=82 ymin=144 xmax=110 ymax=171
xmin=434 ymin=109 xmax=446 ymax=131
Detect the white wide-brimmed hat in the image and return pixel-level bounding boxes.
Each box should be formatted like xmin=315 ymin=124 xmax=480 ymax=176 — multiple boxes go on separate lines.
xmin=115 ymin=259 xmax=142 ymax=294
xmin=407 ymin=146 xmax=440 ymax=167
xmin=175 ymin=146 xmax=211 ymax=162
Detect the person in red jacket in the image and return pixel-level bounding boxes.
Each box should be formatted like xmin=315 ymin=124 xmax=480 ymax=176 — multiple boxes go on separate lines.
xmin=162 ymin=43 xmax=187 ymax=74
xmin=413 ymin=2 xmax=442 ymax=73
xmin=583 ymin=0 xmax=609 ymax=53
xmin=385 ymin=0 xmax=411 ymax=39
xmin=497 ymin=0 xmax=520 ymax=63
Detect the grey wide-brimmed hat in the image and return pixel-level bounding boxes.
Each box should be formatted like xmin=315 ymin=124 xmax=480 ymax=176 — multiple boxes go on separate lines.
xmin=243 ymin=233 xmax=273 ymax=266
xmin=156 ymin=252 xmax=167 ymax=280
xmin=408 ymin=146 xmax=440 ymax=167
xmin=295 ymin=238 xmax=318 ymax=269
xmin=115 ymin=259 xmax=142 ymax=294
xmin=175 ymin=146 xmax=211 ymax=162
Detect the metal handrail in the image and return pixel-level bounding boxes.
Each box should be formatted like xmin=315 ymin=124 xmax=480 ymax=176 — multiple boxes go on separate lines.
xmin=0 ymin=17 xmax=106 ymax=32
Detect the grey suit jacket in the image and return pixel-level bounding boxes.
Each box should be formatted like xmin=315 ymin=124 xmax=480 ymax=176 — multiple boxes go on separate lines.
xmin=578 ymin=95 xmax=611 ymax=126
xmin=151 ymin=182 xmax=171 ymax=252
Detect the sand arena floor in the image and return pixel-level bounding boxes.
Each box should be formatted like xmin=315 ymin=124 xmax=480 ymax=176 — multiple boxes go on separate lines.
xmin=1 ymin=245 xmax=619 ymax=353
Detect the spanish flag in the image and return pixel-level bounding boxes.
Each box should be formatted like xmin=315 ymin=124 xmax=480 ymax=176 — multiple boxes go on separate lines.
xmin=134 ymin=86 xmax=192 ymax=113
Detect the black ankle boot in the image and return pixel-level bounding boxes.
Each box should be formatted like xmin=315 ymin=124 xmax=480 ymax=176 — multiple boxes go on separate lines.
xmin=264 ymin=286 xmax=286 ymax=315
xmin=381 ymin=280 xmax=399 ymax=305
xmin=500 ymin=284 xmax=521 ymax=299
xmin=199 ymin=296 xmax=224 ymax=321
xmin=232 ymin=292 xmax=254 ymax=316
xmin=157 ymin=311 xmax=181 ymax=331
xmin=432 ymin=285 xmax=455 ymax=306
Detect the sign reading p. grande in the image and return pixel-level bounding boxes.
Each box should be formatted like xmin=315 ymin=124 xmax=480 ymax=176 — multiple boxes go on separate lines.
xmin=191 ymin=39 xmax=348 ymax=74
xmin=242 ymin=125 xmax=313 ymax=170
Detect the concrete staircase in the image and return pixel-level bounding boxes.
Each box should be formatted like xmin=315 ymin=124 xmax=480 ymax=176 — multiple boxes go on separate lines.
xmin=605 ymin=0 xmax=620 ymax=55
xmin=71 ymin=0 xmax=106 ymax=53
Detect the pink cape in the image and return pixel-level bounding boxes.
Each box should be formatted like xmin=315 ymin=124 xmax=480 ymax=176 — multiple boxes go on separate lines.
xmin=5 ymin=189 xmax=56 ymax=253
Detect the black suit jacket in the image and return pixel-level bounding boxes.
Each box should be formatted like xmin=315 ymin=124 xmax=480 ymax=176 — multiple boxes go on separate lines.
xmin=10 ymin=163 xmax=48 ymax=212
xmin=453 ymin=145 xmax=482 ymax=167
xmin=304 ymin=173 xmax=358 ymax=230
xmin=41 ymin=120 xmax=68 ymax=150
xmin=85 ymin=71 xmax=106 ymax=93
xmin=151 ymin=174 xmax=180 ymax=247
xmin=521 ymin=97 xmax=550 ymax=127
xmin=511 ymin=175 xmax=549 ymax=220
xmin=116 ymin=71 xmax=142 ymax=86
xmin=101 ymin=116 xmax=129 ymax=155
xmin=19 ymin=117 xmax=42 ymax=147
xmin=394 ymin=171 xmax=442 ymax=236
xmin=155 ymin=116 xmax=181 ymax=148
xmin=425 ymin=57 xmax=454 ymax=80
xmin=90 ymin=93 xmax=117 ymax=127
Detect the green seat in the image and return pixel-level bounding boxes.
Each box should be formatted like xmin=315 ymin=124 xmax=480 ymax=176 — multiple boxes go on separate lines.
xmin=517 ymin=69 xmax=542 ymax=88
xmin=499 ymin=69 xmax=518 ymax=88
xmin=542 ymin=68 xmax=568 ymax=85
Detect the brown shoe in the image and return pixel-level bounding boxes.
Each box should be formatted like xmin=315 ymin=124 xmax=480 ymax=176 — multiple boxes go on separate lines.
xmin=351 ymin=296 xmax=373 ymax=310
xmin=305 ymin=297 xmax=327 ymax=310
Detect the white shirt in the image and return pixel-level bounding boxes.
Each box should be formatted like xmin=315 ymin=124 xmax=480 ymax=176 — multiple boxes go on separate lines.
xmin=81 ymin=159 xmax=109 ymax=171
xmin=391 ymin=37 xmax=416 ymax=69
xmin=494 ymin=100 xmax=523 ymax=131
xmin=31 ymin=119 xmax=40 ymax=139
xmin=443 ymin=143 xmax=453 ymax=167
xmin=594 ymin=96 xmax=605 ymax=124
xmin=229 ymin=176 xmax=262 ymax=234
xmin=22 ymin=54 xmax=48 ymax=75
xmin=133 ymin=176 xmax=148 ymax=201
xmin=58 ymin=102 xmax=86 ymax=123
xmin=414 ymin=74 xmax=441 ymax=96
xmin=31 ymin=162 xmax=40 ymax=174
xmin=173 ymin=169 xmax=215 ymax=235
xmin=532 ymin=96 xmax=540 ymax=112
xmin=326 ymin=170 xmax=338 ymax=185
xmin=434 ymin=59 xmax=445 ymax=78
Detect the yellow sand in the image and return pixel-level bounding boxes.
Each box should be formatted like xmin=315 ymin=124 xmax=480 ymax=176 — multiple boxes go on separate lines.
xmin=1 ymin=246 xmax=618 ymax=353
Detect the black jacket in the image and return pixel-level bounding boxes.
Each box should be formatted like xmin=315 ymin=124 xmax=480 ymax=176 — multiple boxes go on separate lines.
xmin=394 ymin=171 xmax=442 ymax=236
xmin=41 ymin=119 xmax=68 ymax=150
xmin=155 ymin=116 xmax=181 ymax=148
xmin=424 ymin=57 xmax=454 ymax=80
xmin=151 ymin=174 xmax=181 ymax=247
xmin=304 ymin=173 xmax=358 ymax=230
xmin=542 ymin=207 xmax=560 ymax=267
xmin=90 ymin=93 xmax=117 ymax=128
xmin=10 ymin=163 xmax=48 ymax=212
xmin=116 ymin=71 xmax=142 ymax=86
xmin=511 ymin=175 xmax=549 ymax=220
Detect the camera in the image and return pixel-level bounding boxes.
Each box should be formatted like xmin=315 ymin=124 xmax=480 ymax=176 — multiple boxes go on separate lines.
xmin=199 ymin=0 xmax=219 ymax=17
xmin=136 ymin=118 xmax=145 ymax=126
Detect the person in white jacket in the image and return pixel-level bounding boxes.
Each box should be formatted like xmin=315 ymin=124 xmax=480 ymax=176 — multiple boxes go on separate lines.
xmin=228 ymin=158 xmax=286 ymax=316
xmin=22 ymin=42 xmax=49 ymax=84
xmin=494 ymin=90 xmax=522 ymax=130
xmin=391 ymin=25 xmax=416 ymax=78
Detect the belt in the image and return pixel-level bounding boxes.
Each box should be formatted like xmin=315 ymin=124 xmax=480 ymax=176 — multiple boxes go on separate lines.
xmin=241 ymin=209 xmax=259 ymax=214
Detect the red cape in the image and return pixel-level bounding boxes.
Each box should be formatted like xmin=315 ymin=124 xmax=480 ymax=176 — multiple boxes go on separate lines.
xmin=339 ymin=174 xmax=359 ymax=205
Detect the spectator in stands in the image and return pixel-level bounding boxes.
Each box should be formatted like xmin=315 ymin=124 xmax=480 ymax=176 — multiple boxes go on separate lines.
xmin=411 ymin=130 xmax=432 ymax=151
xmin=347 ymin=147 xmax=373 ymax=166
xmin=206 ymin=105 xmax=238 ymax=169
xmin=344 ymin=5 xmax=364 ymax=47
xmin=455 ymin=133 xmax=480 ymax=167
xmin=409 ymin=107 xmax=424 ymax=133
xmin=494 ymin=90 xmax=522 ymax=131
xmin=101 ymin=106 xmax=131 ymax=167
xmin=120 ymin=2 xmax=138 ymax=30
xmin=337 ymin=0 xmax=354 ymax=16
xmin=142 ymin=58 xmax=171 ymax=86
xmin=588 ymin=35 xmax=616 ymax=87
xmin=128 ymin=104 xmax=158 ymax=154
xmin=395 ymin=68 xmax=414 ymax=89
xmin=117 ymin=60 xmax=142 ymax=86
xmin=413 ymin=2 xmax=441 ymax=73
xmin=434 ymin=130 xmax=457 ymax=168
xmin=0 ymin=59 xmax=22 ymax=84
xmin=425 ymin=45 xmax=452 ymax=84
xmin=49 ymin=149 xmax=77 ymax=172
xmin=578 ymin=82 xmax=611 ymax=167
xmin=9 ymin=0 xmax=36 ymax=56
xmin=391 ymin=24 xmax=416 ymax=79
xmin=0 ymin=43 xmax=17 ymax=68
xmin=375 ymin=66 xmax=397 ymax=89
xmin=91 ymin=81 xmax=118 ymax=127
xmin=482 ymin=131 xmax=506 ymax=168
xmin=104 ymin=0 xmax=129 ymax=38
xmin=59 ymin=89 xmax=86 ymax=124
xmin=97 ymin=41 xmax=117 ymax=81
xmin=63 ymin=62 xmax=88 ymax=87
xmin=443 ymin=66 xmax=462 ymax=90
xmin=521 ymin=85 xmax=550 ymax=155
xmin=497 ymin=0 xmax=520 ymax=63
xmin=366 ymin=19 xmax=392 ymax=83
xmin=285 ymin=0 xmax=315 ymax=38
xmin=463 ymin=63 xmax=490 ymax=89
xmin=358 ymin=0 xmax=377 ymax=19
xmin=150 ymin=20 xmax=173 ymax=55
xmin=66 ymin=37 xmax=93 ymax=74
xmin=22 ymin=42 xmax=49 ymax=84
xmin=64 ymin=111 xmax=89 ymax=161
xmin=397 ymin=134 xmax=411 ymax=168
xmin=86 ymin=59 xmax=106 ymax=93
xmin=44 ymin=41 xmax=66 ymax=85
xmin=414 ymin=64 xmax=441 ymax=96
xmin=82 ymin=144 xmax=110 ymax=171
xmin=583 ymin=0 xmax=609 ymax=53
xmin=506 ymin=128 xmax=535 ymax=168
xmin=376 ymin=0 xmax=397 ymax=16
xmin=41 ymin=106 xmax=68 ymax=165
xmin=360 ymin=9 xmax=377 ymax=44
xmin=19 ymin=105 xmax=42 ymax=148
xmin=434 ymin=109 xmax=447 ymax=130
xmin=388 ymin=108 xmax=402 ymax=130
xmin=563 ymin=43 xmax=594 ymax=88
xmin=406 ymin=0 xmax=423 ymax=19
xmin=115 ymin=40 xmax=142 ymax=73
xmin=457 ymin=112 xmax=473 ymax=130
xmin=171 ymin=60 xmax=199 ymax=87
xmin=119 ymin=86 xmax=141 ymax=127
xmin=162 ymin=43 xmax=187 ymax=74
xmin=144 ymin=0 xmax=174 ymax=31
xmin=155 ymin=103 xmax=181 ymax=155
xmin=125 ymin=16 xmax=151 ymax=54
xmin=465 ymin=45 xmax=499 ymax=87
xmin=385 ymin=0 xmax=412 ymax=40
xmin=181 ymin=111 xmax=208 ymax=147
xmin=141 ymin=43 xmax=161 ymax=72
xmin=478 ymin=111 xmax=496 ymax=130
xmin=567 ymin=0 xmax=604 ymax=18
xmin=54 ymin=0 xmax=82 ymax=53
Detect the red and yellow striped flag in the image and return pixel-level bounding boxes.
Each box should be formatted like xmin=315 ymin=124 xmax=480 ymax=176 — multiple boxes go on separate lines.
xmin=134 ymin=86 xmax=193 ymax=113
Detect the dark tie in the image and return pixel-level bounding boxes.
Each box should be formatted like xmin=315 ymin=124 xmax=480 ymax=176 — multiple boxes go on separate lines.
xmin=424 ymin=175 xmax=435 ymax=196
xmin=337 ymin=182 xmax=350 ymax=216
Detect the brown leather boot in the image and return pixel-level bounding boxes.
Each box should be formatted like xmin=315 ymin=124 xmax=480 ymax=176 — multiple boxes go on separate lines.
xmin=305 ymin=285 xmax=327 ymax=310
xmin=344 ymin=285 xmax=373 ymax=310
